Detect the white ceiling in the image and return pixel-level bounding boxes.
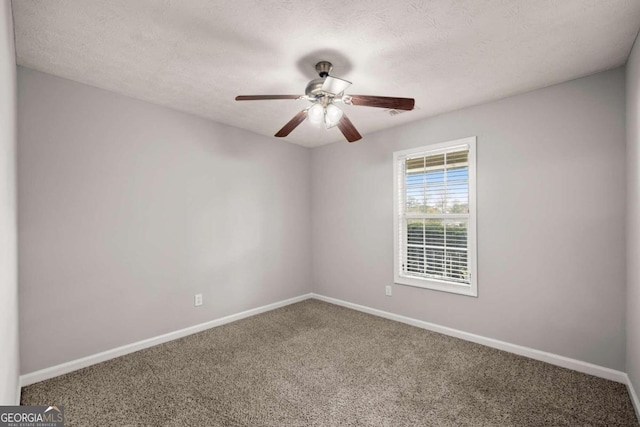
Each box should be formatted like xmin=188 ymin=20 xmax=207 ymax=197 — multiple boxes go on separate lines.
xmin=12 ymin=0 xmax=640 ymax=148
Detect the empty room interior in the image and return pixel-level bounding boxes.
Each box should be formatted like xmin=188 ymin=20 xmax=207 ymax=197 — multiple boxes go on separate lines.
xmin=3 ymin=0 xmax=640 ymax=425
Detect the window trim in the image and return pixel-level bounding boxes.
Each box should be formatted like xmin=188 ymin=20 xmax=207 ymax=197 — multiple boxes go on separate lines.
xmin=393 ymin=136 xmax=478 ymax=297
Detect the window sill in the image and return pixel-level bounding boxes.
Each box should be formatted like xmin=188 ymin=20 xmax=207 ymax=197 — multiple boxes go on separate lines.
xmin=395 ymin=275 xmax=478 ymax=297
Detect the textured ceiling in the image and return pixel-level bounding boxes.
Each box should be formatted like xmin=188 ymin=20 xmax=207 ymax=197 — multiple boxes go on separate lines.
xmin=12 ymin=0 xmax=640 ymax=148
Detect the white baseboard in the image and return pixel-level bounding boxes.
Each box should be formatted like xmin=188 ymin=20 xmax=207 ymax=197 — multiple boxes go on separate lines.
xmin=20 ymin=293 xmax=313 ymax=387
xmin=311 ymin=293 xmax=627 ymax=384
xmin=627 ymin=375 xmax=640 ymax=421
xmin=19 ymin=290 xmax=634 ymax=415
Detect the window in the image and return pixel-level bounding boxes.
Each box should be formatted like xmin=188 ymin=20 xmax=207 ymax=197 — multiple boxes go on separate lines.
xmin=393 ymin=137 xmax=477 ymax=296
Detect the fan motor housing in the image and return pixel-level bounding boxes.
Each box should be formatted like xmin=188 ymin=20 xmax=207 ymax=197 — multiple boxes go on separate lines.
xmin=305 ymin=78 xmax=326 ymax=98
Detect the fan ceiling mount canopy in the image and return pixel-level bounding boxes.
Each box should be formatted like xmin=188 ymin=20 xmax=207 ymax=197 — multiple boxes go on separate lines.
xmin=236 ymin=61 xmax=415 ymax=143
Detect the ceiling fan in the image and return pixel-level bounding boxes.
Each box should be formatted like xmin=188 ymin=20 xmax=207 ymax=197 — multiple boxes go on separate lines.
xmin=235 ymin=61 xmax=415 ymax=143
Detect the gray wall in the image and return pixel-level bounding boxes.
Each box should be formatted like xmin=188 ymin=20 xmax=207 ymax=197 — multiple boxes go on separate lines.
xmin=311 ymin=68 xmax=627 ymax=370
xmin=0 ymin=0 xmax=18 ymax=405
xmin=627 ymin=35 xmax=640 ymax=399
xmin=17 ymin=62 xmax=630 ymax=376
xmin=18 ymin=67 xmax=312 ymax=374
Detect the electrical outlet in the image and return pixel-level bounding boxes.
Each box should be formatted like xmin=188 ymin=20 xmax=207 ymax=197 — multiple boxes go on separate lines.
xmin=385 ymin=285 xmax=392 ymax=296
xmin=194 ymin=293 xmax=203 ymax=306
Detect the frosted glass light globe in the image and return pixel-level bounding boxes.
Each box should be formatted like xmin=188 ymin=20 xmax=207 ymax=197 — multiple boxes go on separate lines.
xmin=307 ymin=103 xmax=324 ymax=125
xmin=324 ymin=104 xmax=343 ymax=129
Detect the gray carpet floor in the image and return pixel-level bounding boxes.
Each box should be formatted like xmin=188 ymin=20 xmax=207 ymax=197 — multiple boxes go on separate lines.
xmin=21 ymin=299 xmax=639 ymax=426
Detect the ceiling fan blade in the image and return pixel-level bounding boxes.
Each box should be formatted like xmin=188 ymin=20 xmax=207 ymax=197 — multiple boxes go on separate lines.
xmin=337 ymin=114 xmax=362 ymax=143
xmin=322 ymin=76 xmax=351 ymax=95
xmin=347 ymin=95 xmax=415 ymax=111
xmin=275 ymin=109 xmax=308 ymax=138
xmin=235 ymin=95 xmax=302 ymax=101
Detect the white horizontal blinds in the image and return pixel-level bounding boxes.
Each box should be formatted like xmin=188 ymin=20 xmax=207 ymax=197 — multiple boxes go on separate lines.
xmin=402 ymin=146 xmax=470 ymax=284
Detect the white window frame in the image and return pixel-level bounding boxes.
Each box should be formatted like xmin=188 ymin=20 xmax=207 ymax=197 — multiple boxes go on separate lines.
xmin=393 ymin=136 xmax=477 ymax=297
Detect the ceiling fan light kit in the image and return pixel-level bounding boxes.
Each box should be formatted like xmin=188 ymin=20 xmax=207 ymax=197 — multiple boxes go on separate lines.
xmin=307 ymin=101 xmax=344 ymax=129
xmin=235 ymin=61 xmax=415 ymax=143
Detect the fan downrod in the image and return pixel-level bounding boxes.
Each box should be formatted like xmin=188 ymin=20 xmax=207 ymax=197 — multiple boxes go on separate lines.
xmin=305 ymin=61 xmax=335 ymax=97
